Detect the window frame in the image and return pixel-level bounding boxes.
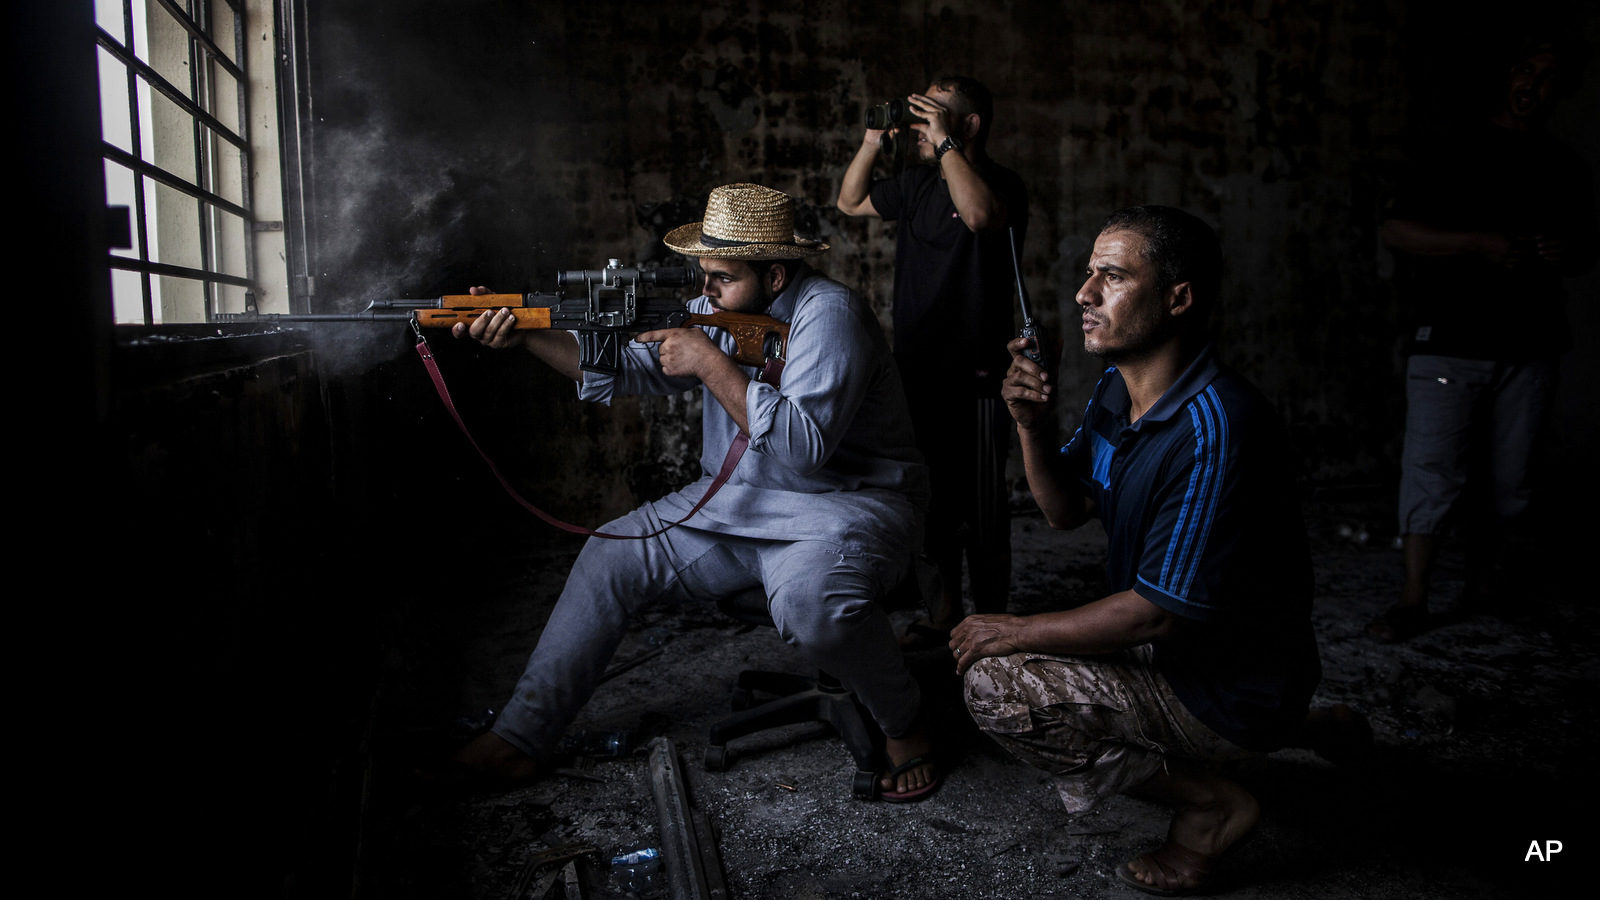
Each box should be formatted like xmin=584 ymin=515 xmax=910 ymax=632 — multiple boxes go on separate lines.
xmin=96 ymin=0 xmax=302 ymax=325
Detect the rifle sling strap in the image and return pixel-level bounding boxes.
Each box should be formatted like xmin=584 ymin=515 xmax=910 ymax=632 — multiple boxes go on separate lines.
xmin=415 ymin=336 xmax=762 ymax=541
xmin=759 ymin=356 xmax=785 ymax=386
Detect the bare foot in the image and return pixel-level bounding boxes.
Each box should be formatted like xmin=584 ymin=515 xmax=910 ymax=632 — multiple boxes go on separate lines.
xmin=1295 ymin=703 xmax=1374 ymax=767
xmin=880 ymin=728 xmax=938 ymax=799
xmin=449 ymin=731 xmax=540 ymax=783
xmin=1121 ymin=841 xmax=1214 ymax=895
xmin=1123 ymin=767 xmax=1259 ymax=892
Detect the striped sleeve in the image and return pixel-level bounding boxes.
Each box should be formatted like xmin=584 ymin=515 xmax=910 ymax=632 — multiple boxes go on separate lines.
xmin=1134 ymin=386 xmax=1230 ymax=620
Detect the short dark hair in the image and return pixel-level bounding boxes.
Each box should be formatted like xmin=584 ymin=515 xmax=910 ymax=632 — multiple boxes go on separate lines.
xmin=1497 ymin=20 xmax=1575 ymax=72
xmin=930 ymin=75 xmax=993 ymax=147
xmin=1469 ymin=21 xmax=1583 ymax=104
xmin=1100 ymin=205 xmax=1222 ymax=322
xmin=742 ymin=258 xmax=799 ymax=281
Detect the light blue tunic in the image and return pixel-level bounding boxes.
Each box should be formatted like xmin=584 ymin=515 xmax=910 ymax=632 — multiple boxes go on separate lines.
xmin=579 ymin=264 xmax=928 ymax=546
xmin=493 ymin=265 xmax=930 ymax=757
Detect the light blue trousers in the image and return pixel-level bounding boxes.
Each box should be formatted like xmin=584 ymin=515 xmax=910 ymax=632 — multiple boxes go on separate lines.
xmin=492 ymin=502 xmax=921 ymax=758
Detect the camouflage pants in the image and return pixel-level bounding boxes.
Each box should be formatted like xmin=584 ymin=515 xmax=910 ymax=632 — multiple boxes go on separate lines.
xmin=962 ymin=645 xmax=1254 ymax=813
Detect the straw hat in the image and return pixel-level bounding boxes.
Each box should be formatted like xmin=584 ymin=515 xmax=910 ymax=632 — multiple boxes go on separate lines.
xmin=663 ymin=183 xmax=829 ymax=259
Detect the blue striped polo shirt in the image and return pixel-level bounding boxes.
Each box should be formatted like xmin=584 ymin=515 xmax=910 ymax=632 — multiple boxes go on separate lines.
xmin=1059 ymin=346 xmax=1321 ymax=750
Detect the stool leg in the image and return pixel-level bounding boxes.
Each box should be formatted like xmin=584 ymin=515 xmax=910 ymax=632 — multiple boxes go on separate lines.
xmin=704 ymin=667 xmax=885 ymax=800
xmin=830 ymin=700 xmax=879 ymax=770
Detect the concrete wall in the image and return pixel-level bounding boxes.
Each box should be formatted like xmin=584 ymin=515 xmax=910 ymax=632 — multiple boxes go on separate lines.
xmin=302 ymin=0 xmax=1600 ymax=520
xmin=106 ymin=332 xmax=374 ymax=889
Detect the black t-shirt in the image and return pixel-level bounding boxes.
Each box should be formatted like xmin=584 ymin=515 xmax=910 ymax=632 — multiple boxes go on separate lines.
xmin=869 ymin=160 xmax=1029 ymax=389
xmin=1388 ymin=121 xmax=1597 ymax=361
xmin=1060 ymin=348 xmax=1322 ymax=751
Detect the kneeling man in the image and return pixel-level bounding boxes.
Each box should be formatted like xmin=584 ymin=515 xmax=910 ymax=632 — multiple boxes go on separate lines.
xmin=951 ymin=206 xmax=1325 ymax=893
xmin=455 ymin=183 xmax=938 ymax=799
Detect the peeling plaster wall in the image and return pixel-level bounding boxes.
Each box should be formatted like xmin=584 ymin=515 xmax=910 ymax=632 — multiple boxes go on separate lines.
xmin=304 ymin=0 xmax=1599 ymax=518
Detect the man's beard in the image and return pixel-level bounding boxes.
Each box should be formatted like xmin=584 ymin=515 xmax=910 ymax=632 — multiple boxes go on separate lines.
xmin=1087 ymin=304 xmax=1173 ymax=364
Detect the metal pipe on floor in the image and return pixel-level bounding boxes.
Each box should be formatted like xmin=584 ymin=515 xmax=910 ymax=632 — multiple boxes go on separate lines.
xmin=646 ymin=736 xmax=726 ymax=900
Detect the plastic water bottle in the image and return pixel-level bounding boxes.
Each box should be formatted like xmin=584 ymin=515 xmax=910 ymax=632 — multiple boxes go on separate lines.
xmin=559 ymin=728 xmax=634 ymax=757
xmin=609 ymin=846 xmax=661 ymax=893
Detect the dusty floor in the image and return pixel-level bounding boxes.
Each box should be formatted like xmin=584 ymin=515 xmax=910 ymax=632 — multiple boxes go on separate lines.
xmin=359 ymin=491 xmax=1596 ymax=898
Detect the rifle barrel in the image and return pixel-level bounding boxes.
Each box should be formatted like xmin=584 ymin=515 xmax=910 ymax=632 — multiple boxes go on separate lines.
xmin=214 ymin=312 xmax=415 ymax=324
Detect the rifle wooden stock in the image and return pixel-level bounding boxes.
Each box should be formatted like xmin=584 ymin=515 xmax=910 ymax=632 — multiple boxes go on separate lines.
xmin=685 ymin=311 xmax=790 ymax=370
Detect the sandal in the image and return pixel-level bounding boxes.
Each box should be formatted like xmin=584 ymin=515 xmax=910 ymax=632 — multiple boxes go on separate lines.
xmin=1366 ymin=603 xmax=1430 ymax=643
xmin=879 ymin=753 xmax=942 ymax=803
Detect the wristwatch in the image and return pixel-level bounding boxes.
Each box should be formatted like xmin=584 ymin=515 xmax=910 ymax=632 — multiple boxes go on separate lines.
xmin=935 ymin=135 xmax=963 ymax=161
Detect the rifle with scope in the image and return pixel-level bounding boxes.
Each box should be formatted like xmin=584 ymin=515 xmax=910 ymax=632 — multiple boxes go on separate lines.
xmin=216 ymin=259 xmax=790 ymax=377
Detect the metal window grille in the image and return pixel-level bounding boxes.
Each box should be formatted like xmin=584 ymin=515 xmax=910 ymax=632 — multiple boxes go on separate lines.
xmin=96 ymin=0 xmax=258 ymax=324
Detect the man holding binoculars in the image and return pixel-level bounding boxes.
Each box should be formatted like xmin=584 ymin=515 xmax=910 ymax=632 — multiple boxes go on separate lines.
xmin=837 ymin=76 xmax=1030 ymax=647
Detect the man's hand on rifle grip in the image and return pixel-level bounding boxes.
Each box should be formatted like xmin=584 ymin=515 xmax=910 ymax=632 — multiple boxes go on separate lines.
xmin=1001 ymin=335 xmax=1055 ymax=433
xmin=637 ymin=325 xmax=730 ymax=381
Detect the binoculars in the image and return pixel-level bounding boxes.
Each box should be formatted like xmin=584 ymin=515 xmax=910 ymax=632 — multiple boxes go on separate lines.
xmin=864 ymin=98 xmax=924 ymax=130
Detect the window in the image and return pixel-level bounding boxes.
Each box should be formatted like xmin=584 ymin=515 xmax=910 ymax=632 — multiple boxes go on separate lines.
xmin=95 ymin=0 xmax=291 ymax=324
